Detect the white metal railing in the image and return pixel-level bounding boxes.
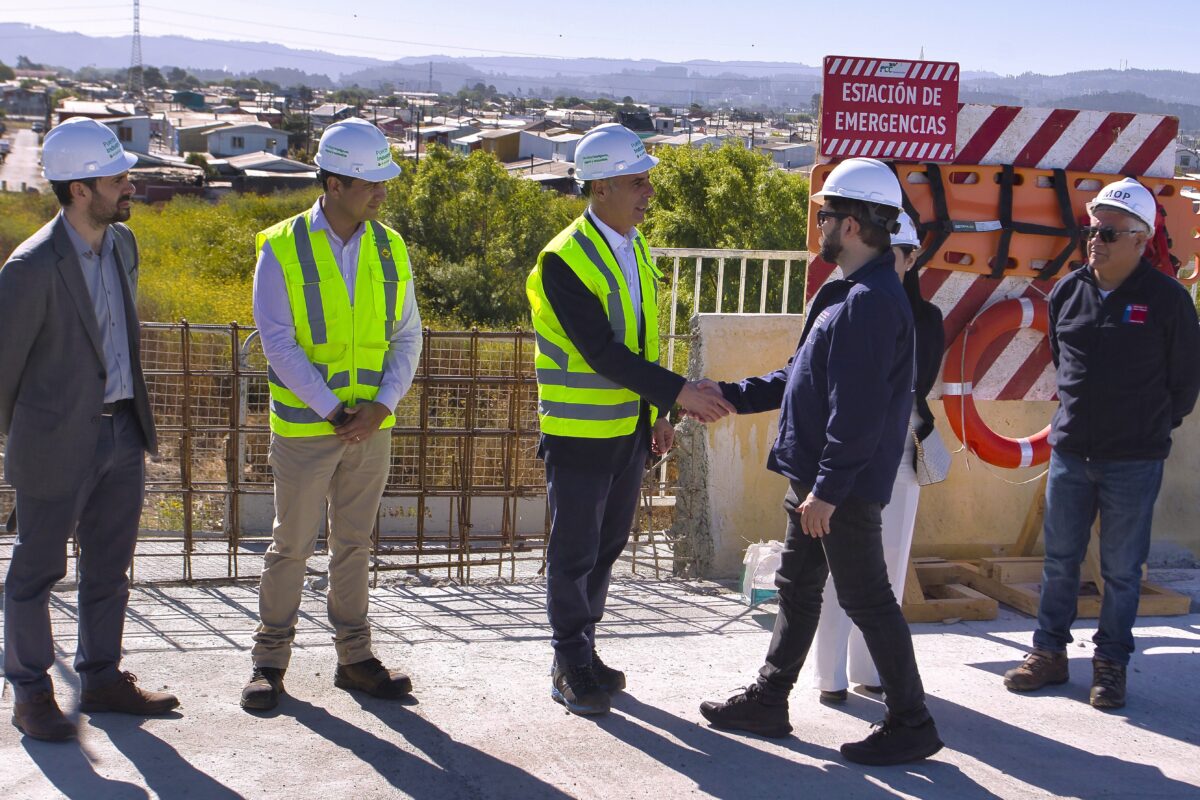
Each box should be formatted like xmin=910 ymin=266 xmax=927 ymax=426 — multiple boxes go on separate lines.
xmin=649 ymin=247 xmax=812 ymax=374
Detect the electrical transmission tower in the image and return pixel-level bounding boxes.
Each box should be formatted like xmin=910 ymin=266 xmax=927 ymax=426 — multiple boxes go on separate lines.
xmin=128 ymin=0 xmax=144 ymax=96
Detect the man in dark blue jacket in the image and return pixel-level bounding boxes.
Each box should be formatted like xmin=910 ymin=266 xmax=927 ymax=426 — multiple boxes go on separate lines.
xmin=698 ymin=158 xmax=942 ymax=766
xmin=1004 ymin=178 xmax=1200 ymax=709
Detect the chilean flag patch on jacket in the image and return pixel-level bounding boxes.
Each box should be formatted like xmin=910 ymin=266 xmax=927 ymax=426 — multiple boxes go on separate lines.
xmin=1123 ymin=304 xmax=1148 ymax=324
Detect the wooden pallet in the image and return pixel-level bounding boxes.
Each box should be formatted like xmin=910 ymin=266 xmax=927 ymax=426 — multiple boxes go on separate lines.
xmin=962 ymin=551 xmax=1191 ymax=618
xmin=901 ymin=558 xmax=998 ymax=623
xmin=957 ymin=473 xmax=1192 ymax=618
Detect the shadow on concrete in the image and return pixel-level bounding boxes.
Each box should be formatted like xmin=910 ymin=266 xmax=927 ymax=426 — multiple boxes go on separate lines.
xmin=20 ymin=738 xmax=149 ymax=800
xmin=87 ymin=712 xmax=241 ymax=799
xmin=926 ymin=693 xmax=1198 ymax=797
xmin=606 ymin=693 xmax=1003 ymax=800
xmin=967 ymin=633 xmax=1200 ymax=750
xmin=277 ymin=695 xmax=574 ymax=800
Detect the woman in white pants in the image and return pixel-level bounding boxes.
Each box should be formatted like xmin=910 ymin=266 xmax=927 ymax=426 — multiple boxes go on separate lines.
xmin=810 ymin=211 xmax=945 ymax=703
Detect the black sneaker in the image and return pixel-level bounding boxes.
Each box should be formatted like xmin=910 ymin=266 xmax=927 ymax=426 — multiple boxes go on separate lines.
xmin=699 ymin=684 xmax=792 ymax=738
xmin=551 ymin=663 xmax=610 ymax=716
xmin=591 ymin=650 xmax=626 ymax=694
xmin=241 ymin=666 xmax=286 ymax=711
xmin=840 ymin=716 xmax=944 ymax=766
xmin=819 ymin=689 xmax=848 ymax=705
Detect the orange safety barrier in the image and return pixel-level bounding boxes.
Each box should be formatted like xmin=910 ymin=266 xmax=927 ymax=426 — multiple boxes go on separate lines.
xmin=943 ymin=297 xmax=1052 ymax=469
xmin=808 ymin=163 xmax=1200 ymax=284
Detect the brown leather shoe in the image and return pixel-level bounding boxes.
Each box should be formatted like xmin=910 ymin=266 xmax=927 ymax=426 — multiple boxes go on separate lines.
xmin=80 ymin=672 xmax=179 ymax=715
xmin=12 ymin=692 xmax=77 ymax=742
xmin=1090 ymin=657 xmax=1127 ymax=709
xmin=1004 ymin=649 xmax=1069 ymax=692
xmin=334 ymin=657 xmax=412 ymax=699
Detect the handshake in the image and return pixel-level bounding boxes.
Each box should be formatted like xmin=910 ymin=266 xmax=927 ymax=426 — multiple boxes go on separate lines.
xmin=677 ymin=378 xmax=736 ymax=424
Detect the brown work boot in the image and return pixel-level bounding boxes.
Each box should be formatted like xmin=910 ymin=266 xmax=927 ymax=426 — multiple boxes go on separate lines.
xmin=1003 ymin=649 xmax=1069 ymax=692
xmin=12 ymin=692 xmax=77 ymax=742
xmin=334 ymin=657 xmax=413 ymax=699
xmin=80 ymin=672 xmax=180 ymax=715
xmin=240 ymin=666 xmax=286 ymax=711
xmin=1090 ymin=657 xmax=1127 ymax=709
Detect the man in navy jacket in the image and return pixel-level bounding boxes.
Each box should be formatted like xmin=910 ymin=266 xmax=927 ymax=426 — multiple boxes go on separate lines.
xmin=1004 ymin=178 xmax=1200 ymax=709
xmin=698 ymin=158 xmax=943 ymax=766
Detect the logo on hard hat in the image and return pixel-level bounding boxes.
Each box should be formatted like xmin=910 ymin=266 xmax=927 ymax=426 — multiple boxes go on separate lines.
xmin=376 ymin=147 xmax=390 ymax=166
xmin=325 ymin=145 xmax=350 ymax=158
xmin=632 ymin=140 xmax=646 ymax=158
xmin=581 ymin=154 xmax=609 ymax=165
xmin=1104 ymin=190 xmax=1132 ymax=201
xmin=104 ymin=138 xmax=121 ymax=158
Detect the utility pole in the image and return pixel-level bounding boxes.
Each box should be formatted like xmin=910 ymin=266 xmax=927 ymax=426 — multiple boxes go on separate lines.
xmin=128 ymin=0 xmax=144 ymax=97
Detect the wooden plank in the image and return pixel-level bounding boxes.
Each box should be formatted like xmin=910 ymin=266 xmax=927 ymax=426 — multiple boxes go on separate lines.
xmin=959 ymin=571 xmax=1043 ymax=616
xmin=912 ymin=560 xmax=963 ymax=587
xmin=979 ymin=557 xmax=1045 ymax=583
xmin=1083 ymin=520 xmax=1105 ymax=593
xmin=902 ymin=560 xmax=925 ymax=606
xmin=1012 ymin=473 xmax=1049 ymax=556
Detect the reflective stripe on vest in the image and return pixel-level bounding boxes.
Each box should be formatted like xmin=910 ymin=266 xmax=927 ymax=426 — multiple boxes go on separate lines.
xmin=526 ymin=215 xmax=660 ymax=438
xmin=258 ymin=209 xmax=410 ymax=437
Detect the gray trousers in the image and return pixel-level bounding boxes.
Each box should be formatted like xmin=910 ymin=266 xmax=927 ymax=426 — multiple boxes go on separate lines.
xmin=3 ymin=407 xmax=145 ymax=702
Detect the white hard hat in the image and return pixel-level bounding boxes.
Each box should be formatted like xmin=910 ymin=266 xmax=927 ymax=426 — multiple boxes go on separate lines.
xmin=892 ymin=211 xmax=920 ymax=248
xmin=575 ymin=123 xmax=658 ymax=182
xmin=41 ymin=117 xmax=138 ymax=182
xmin=812 ymin=157 xmax=903 ymax=209
xmin=1086 ymin=177 xmax=1156 ymax=232
xmin=314 ymin=117 xmax=401 ymax=182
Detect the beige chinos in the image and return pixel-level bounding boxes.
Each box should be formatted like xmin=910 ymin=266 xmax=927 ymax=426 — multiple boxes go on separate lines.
xmin=251 ymin=430 xmax=390 ymax=668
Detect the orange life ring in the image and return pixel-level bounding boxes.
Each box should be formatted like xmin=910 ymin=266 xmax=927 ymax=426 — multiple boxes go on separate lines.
xmin=942 ymin=297 xmax=1052 ymax=468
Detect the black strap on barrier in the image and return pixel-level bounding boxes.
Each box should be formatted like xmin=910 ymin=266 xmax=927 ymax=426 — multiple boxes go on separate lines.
xmin=889 ymin=161 xmax=1081 ymax=281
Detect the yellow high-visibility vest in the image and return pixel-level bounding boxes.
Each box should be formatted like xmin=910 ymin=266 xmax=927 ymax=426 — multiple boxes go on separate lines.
xmin=257 ymin=209 xmax=410 ymax=437
xmin=526 ymin=214 xmax=661 ymax=438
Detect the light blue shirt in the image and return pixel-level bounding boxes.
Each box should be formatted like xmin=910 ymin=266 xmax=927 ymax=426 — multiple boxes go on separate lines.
xmin=589 ymin=209 xmax=643 ymax=326
xmin=61 ymin=213 xmax=134 ymax=403
xmin=252 ymin=198 xmax=422 ymax=420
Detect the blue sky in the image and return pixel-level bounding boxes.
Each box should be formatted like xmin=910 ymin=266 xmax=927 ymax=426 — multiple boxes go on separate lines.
xmin=3 ymin=0 xmax=1199 ymax=75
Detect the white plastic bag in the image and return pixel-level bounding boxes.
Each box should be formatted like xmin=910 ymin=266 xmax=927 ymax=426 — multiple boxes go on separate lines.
xmin=742 ymin=541 xmax=784 ymax=606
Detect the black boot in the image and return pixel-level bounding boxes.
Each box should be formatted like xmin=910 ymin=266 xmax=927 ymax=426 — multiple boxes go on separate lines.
xmin=699 ymin=684 xmax=792 ymax=738
xmin=840 ymin=716 xmax=943 ymax=765
xmin=591 ymin=650 xmax=626 ymax=694
xmin=1090 ymin=657 xmax=1127 ymax=709
xmin=551 ymin=662 xmax=609 ymax=716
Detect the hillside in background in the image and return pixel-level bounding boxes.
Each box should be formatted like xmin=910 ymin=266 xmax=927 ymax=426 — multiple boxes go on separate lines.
xmin=3 ymin=23 xmax=1199 ymax=122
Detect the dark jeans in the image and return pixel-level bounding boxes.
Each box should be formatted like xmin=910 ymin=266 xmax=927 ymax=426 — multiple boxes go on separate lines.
xmin=757 ymin=481 xmax=930 ymax=727
xmin=3 ymin=407 xmax=145 ymax=702
xmin=1034 ymin=449 xmax=1164 ymax=665
xmin=544 ymin=430 xmax=646 ymax=666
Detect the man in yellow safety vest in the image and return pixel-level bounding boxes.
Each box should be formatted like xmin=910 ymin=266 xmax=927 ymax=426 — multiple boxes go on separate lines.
xmin=241 ymin=118 xmax=422 ymax=711
xmin=527 ymin=122 xmax=734 ymax=716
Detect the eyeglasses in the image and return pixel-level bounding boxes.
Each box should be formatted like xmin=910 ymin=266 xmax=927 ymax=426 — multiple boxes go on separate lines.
xmin=817 ymin=210 xmax=852 ymax=226
xmin=1081 ymin=225 xmax=1142 ymax=243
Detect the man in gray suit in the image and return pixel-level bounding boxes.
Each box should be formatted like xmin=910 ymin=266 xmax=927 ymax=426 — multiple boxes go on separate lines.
xmin=0 ymin=117 xmax=178 ymax=742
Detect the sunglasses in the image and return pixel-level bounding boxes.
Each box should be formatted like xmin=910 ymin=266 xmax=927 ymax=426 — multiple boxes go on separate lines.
xmin=1081 ymin=225 xmax=1142 ymax=243
xmin=817 ymin=210 xmax=852 ymax=226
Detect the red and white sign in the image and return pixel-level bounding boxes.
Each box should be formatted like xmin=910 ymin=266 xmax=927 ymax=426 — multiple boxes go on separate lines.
xmin=821 ymin=55 xmax=959 ymax=162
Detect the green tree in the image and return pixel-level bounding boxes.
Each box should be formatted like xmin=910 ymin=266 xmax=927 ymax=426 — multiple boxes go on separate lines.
xmin=381 ymin=145 xmax=585 ymax=326
xmin=641 ymin=142 xmax=810 ymax=313
xmin=0 ymin=60 xmax=14 ymax=81
xmin=142 ymin=66 xmax=166 ymax=88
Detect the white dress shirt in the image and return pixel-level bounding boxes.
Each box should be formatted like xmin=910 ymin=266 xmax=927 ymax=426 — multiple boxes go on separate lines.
xmin=252 ymin=198 xmax=422 ymax=420
xmin=62 ymin=213 xmax=134 ymax=402
xmin=589 ymin=209 xmax=643 ymax=326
